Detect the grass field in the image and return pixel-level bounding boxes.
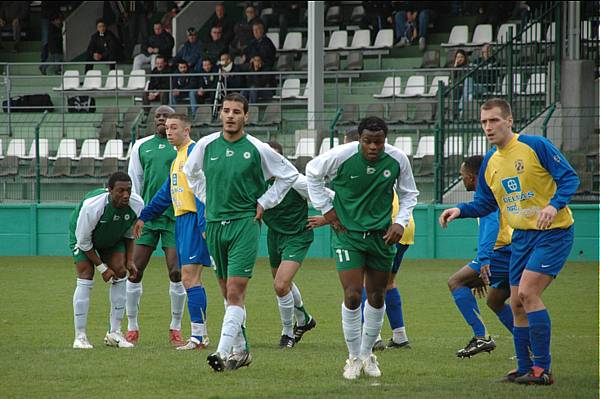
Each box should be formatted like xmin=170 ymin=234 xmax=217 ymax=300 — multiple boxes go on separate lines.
xmin=0 ymin=257 xmax=597 ymax=398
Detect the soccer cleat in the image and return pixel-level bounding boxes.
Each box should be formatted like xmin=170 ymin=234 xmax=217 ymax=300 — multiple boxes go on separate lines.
xmin=104 ymin=331 xmax=135 ymax=348
xmin=176 ymin=337 xmax=208 ymax=351
xmin=514 ymin=366 xmax=554 ymax=385
xmin=456 ymin=336 xmax=496 ymax=358
xmin=207 ymin=352 xmax=226 ymax=372
xmin=169 ymin=329 xmax=185 ymax=347
xmin=497 ymin=368 xmax=526 ymax=383
xmin=293 ymin=317 xmax=317 ymax=343
xmin=73 ymin=335 xmax=93 ymax=349
xmin=362 ymin=354 xmax=382 ymax=378
xmin=126 ymin=330 xmax=139 ymax=344
xmin=372 ymin=339 xmax=386 ymax=352
xmin=342 ymin=357 xmax=362 ymax=380
xmin=226 ymin=350 xmax=253 ymax=370
xmin=386 ymin=339 xmax=411 ymax=349
xmin=279 ymin=334 xmax=295 ymax=349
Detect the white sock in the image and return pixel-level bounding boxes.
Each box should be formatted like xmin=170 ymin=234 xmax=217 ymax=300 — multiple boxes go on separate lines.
xmin=126 ymin=281 xmax=142 ymax=331
xmin=291 ymin=283 xmax=308 ymax=326
xmin=341 ymin=303 xmax=362 ymax=359
xmin=73 ymin=278 xmax=93 ymax=338
xmin=109 ymin=277 xmax=127 ymax=333
xmin=232 ymin=307 xmax=247 ymax=354
xmin=191 ymin=322 xmax=207 ymax=338
xmin=217 ymin=305 xmax=245 ymax=358
xmin=169 ymin=281 xmax=186 ymax=330
xmin=277 ymin=291 xmax=294 ymax=337
xmin=359 ymin=301 xmax=386 ymax=359
xmin=392 ymin=326 xmax=408 ymax=344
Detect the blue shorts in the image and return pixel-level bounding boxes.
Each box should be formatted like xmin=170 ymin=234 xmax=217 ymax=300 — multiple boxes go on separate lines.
xmin=509 ymin=225 xmax=574 ymax=286
xmin=391 ymin=244 xmax=410 ymax=274
xmin=175 ymin=212 xmax=211 ymax=268
xmin=467 ymin=245 xmax=511 ymax=289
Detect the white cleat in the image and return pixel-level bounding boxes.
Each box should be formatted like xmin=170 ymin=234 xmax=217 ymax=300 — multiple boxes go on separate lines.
xmin=73 ymin=335 xmax=93 ymax=349
xmin=362 ymin=354 xmax=382 ymax=377
xmin=343 ymin=357 xmax=362 ymax=380
xmin=104 ymin=331 xmax=135 ymax=348
xmin=175 ymin=336 xmax=209 ymax=351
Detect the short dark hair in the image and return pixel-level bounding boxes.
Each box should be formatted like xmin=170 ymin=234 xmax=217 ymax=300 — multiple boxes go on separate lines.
xmin=222 ymin=92 xmax=249 ymax=113
xmin=155 ymin=55 xmax=167 ymax=63
xmin=252 ymin=21 xmax=265 ymax=29
xmin=481 ymin=98 xmax=512 ymax=118
xmin=96 ymin=18 xmax=105 ymax=26
xmin=462 ymin=155 xmax=484 ymax=175
xmin=344 ymin=128 xmax=359 ymax=142
xmin=108 ymin=171 xmax=131 ymax=188
xmin=267 ymin=141 xmax=283 ymax=155
xmin=167 ymin=113 xmax=191 ymax=128
xmin=177 ymin=60 xmax=189 ymax=67
xmin=358 ymin=116 xmax=388 ymax=136
xmin=455 ymin=49 xmax=469 ymax=63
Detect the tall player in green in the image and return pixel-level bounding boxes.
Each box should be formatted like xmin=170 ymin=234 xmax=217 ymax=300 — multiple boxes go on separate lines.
xmin=126 ymin=105 xmax=186 ymax=346
xmin=306 ymin=117 xmax=419 ymax=379
xmin=70 ymin=172 xmax=144 ymax=349
xmin=184 ymin=93 xmax=299 ymax=371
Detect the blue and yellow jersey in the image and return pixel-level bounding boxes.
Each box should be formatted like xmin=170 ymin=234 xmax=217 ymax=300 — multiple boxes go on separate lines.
xmin=392 ymin=192 xmax=415 ymax=245
xmin=458 ymin=134 xmax=579 ymax=230
xmin=476 ymin=210 xmax=512 ymax=266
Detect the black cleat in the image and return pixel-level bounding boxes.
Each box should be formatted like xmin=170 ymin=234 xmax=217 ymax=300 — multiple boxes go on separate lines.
xmin=279 ymin=334 xmax=295 ymax=349
xmin=372 ymin=339 xmax=386 ymax=352
xmin=207 ymin=352 xmax=226 ymax=372
xmin=497 ymin=369 xmax=526 ymax=383
xmin=293 ymin=317 xmax=316 ymax=343
xmin=456 ymin=336 xmax=496 ymax=358
xmin=386 ymin=339 xmax=411 ymax=349
xmin=514 ymin=366 xmax=554 ymax=385
xmin=226 ymin=350 xmax=252 ymax=370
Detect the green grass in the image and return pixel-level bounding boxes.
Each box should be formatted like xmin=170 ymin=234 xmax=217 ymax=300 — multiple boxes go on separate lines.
xmin=0 ymin=257 xmax=597 ymax=398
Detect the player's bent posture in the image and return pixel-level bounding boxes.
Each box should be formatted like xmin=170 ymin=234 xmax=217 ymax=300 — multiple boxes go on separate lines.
xmin=306 ymin=116 xmax=418 ymax=380
xmin=184 ymin=93 xmax=298 ymax=371
xmin=440 ymin=99 xmax=579 ymax=385
xmin=447 ymin=156 xmax=513 ymax=358
xmin=70 ymin=172 xmax=143 ymax=349
xmin=264 ymin=141 xmax=317 ymax=349
xmin=126 ymin=105 xmax=187 ymax=346
xmin=133 ymin=113 xmax=212 ymax=350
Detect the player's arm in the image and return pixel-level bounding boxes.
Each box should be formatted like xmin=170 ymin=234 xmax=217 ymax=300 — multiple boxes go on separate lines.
xmin=123 ymin=237 xmax=138 ymax=279
xmin=75 ymin=199 xmax=114 ymax=282
xmin=387 ymin=150 xmax=419 ymax=244
xmin=475 ymin=212 xmax=500 ymax=285
xmin=255 ymin=141 xmax=299 ymax=212
xmin=127 ymin=141 xmax=144 ymax=195
xmin=183 ymin=139 xmax=208 ymax=202
xmin=305 ymin=151 xmax=346 ymax=231
xmin=134 ymin=178 xmax=171 ymax=238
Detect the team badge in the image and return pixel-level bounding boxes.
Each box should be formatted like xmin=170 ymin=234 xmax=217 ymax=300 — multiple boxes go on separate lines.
xmin=383 ymin=169 xmax=391 ymax=178
xmin=226 ymin=149 xmax=235 ymax=157
xmin=243 ymin=152 xmax=251 ymax=159
xmin=124 ymin=214 xmax=130 ymax=221
xmin=158 ymin=144 xmax=166 ymax=149
xmin=366 ymin=167 xmax=376 ymax=174
xmin=113 ymin=215 xmax=121 ymax=221
xmin=501 ymin=176 xmax=522 ymax=194
xmin=553 ymin=155 xmax=561 ymax=163
xmin=514 ymin=159 xmax=525 ymax=173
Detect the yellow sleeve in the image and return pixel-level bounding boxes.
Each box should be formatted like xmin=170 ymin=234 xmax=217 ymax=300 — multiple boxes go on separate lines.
xmin=392 ymin=191 xmax=414 ymax=245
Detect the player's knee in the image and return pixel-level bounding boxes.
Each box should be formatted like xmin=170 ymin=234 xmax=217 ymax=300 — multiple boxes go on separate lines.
xmin=113 ymin=269 xmax=127 ymax=279
xmin=129 ymin=269 xmax=143 ymax=283
xmin=169 ymin=269 xmax=181 ymax=283
xmin=447 ymin=275 xmax=460 ymax=291
xmin=344 ymin=289 xmax=363 ymax=309
xmin=366 ymin=291 xmax=385 ymax=308
xmin=273 ymin=278 xmax=291 ymax=297
xmin=517 ymin=288 xmax=536 ymax=306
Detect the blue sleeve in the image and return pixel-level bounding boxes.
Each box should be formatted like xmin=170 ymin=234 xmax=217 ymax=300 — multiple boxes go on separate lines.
xmin=520 ymin=135 xmax=580 ymax=210
xmin=475 ymin=211 xmax=500 ymax=266
xmin=140 ymin=177 xmax=172 ymax=222
xmin=457 ymin=150 xmax=499 ymax=218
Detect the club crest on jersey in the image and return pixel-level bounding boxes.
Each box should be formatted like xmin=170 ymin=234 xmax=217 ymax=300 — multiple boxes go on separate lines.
xmin=124 ymin=214 xmax=130 ymax=221
xmin=226 ymin=149 xmax=235 ymax=157
xmin=158 ymin=144 xmax=166 ymax=149
xmin=113 ymin=215 xmax=121 ymax=221
xmin=383 ymin=169 xmax=391 ymax=178
xmin=243 ymin=151 xmax=251 ymax=159
xmin=514 ymin=159 xmax=525 ymax=173
xmin=501 ymin=176 xmax=521 ymax=194
xmin=366 ymin=167 xmax=376 ymax=174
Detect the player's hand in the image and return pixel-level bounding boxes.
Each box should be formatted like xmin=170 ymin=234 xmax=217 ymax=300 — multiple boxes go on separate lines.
xmin=101 ymin=268 xmax=115 ymax=283
xmin=472 ymin=284 xmax=487 ymax=299
xmin=133 ymin=220 xmax=144 ymax=239
xmin=439 ymin=207 xmax=461 ymax=228
xmin=126 ymin=262 xmax=138 ymax=280
xmin=254 ymin=203 xmax=264 ymax=224
xmin=537 ymin=205 xmax=557 ymax=229
xmin=306 ymin=215 xmax=328 ymax=230
xmin=479 ymin=264 xmax=491 ymax=286
xmin=324 ymin=209 xmax=346 ymax=233
xmin=383 ymin=223 xmax=404 ymax=246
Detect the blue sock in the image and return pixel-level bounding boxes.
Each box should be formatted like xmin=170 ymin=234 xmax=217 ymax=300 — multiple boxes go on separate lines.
xmin=527 ymin=309 xmax=552 ymax=371
xmin=360 ymin=287 xmax=367 ymax=323
xmin=385 ymin=288 xmax=404 ymax=329
xmin=513 ymin=326 xmax=533 ymax=374
xmin=495 ymin=304 xmax=514 ymax=334
xmin=187 ymin=286 xmax=207 ymax=341
xmin=451 ymin=287 xmax=487 ymax=337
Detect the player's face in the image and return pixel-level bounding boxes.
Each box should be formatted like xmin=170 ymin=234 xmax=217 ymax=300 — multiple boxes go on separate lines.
xmin=110 ymin=181 xmax=132 ymax=208
xmin=480 ymin=107 xmax=513 ymax=147
xmin=460 ymin=163 xmax=476 ymax=191
xmin=359 ymin=129 xmax=386 ymax=162
xmin=166 ymin=118 xmax=189 ymax=147
xmin=220 ymin=100 xmax=248 ymax=135
xmin=154 ymin=111 xmax=170 ymax=135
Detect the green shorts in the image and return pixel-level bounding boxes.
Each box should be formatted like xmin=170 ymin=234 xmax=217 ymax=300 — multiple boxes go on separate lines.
xmin=135 ymin=217 xmax=176 ymax=249
xmin=206 ymin=217 xmax=260 ymax=279
xmin=267 ymin=228 xmax=314 ymax=268
xmin=70 ymin=241 xmax=126 ymax=264
xmin=332 ymin=229 xmax=395 ymax=272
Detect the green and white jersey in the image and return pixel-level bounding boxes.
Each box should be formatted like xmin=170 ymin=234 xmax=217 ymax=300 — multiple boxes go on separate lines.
xmin=69 ymin=188 xmax=144 ymax=251
xmin=183 ymin=132 xmax=299 ymax=222
xmin=128 ymin=134 xmax=176 ymax=222
xmin=306 ymin=142 xmax=418 ymax=231
xmin=264 ymin=174 xmax=310 ymax=235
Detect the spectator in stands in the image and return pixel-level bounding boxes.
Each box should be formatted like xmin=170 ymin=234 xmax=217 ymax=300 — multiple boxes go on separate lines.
xmin=265 ymin=2 xmax=306 ymax=41
xmin=143 ymin=55 xmax=171 ymax=113
xmin=206 ymin=3 xmax=235 ymax=46
xmin=451 ymin=49 xmax=474 ymax=116
xmin=473 ymin=44 xmax=500 ymax=95
xmin=218 ymin=50 xmax=244 ymax=92
xmin=173 ymin=27 xmax=203 ymax=72
xmin=39 ymin=14 xmax=63 ymax=76
xmin=393 ymin=2 xmax=433 ymax=51
xmin=133 ymin=22 xmax=174 ymax=71
xmin=242 ymin=54 xmax=275 ymax=104
xmin=40 ymin=2 xmax=61 ymax=66
xmin=241 ymin=21 xmax=276 ymax=68
xmin=196 ymin=58 xmax=217 ymax=105
xmin=360 ymin=1 xmax=394 ymax=37
xmin=85 ymin=18 xmax=121 ymax=72
xmin=0 ymin=3 xmax=29 ymax=53
xmin=230 ymin=5 xmax=263 ymax=58
xmin=170 ymin=61 xmax=199 ymax=115
xmin=202 ymin=26 xmax=227 ymax=64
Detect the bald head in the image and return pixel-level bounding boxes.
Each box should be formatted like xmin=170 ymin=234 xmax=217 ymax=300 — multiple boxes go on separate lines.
xmin=154 ymin=105 xmax=175 ymax=136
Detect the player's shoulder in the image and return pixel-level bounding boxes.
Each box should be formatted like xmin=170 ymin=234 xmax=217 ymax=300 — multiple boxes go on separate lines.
xmin=81 ymin=189 xmax=109 ymax=211
xmin=516 ymin=133 xmax=554 ymax=153
xmin=198 ymin=131 xmax=221 ymax=147
xmin=320 ymin=141 xmax=359 ymax=160
xmin=383 ymin=143 xmax=410 ymax=164
xmin=132 ymin=134 xmax=155 ymax=152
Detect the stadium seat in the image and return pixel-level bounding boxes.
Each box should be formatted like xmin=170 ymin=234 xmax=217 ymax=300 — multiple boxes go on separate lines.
xmin=247 ymin=105 xmax=260 ymax=125
xmin=493 ymin=74 xmax=522 ymax=96
xmin=121 ymin=107 xmax=141 ymax=143
xmin=420 ymin=50 xmax=440 ymax=68
xmin=73 ymin=139 xmax=100 ymax=177
xmin=469 ymin=24 xmax=492 ymax=45
xmin=77 ymin=70 xmax=103 ymax=91
xmin=193 ymin=105 xmax=213 ymax=126
xmin=273 ymin=78 xmax=301 ymax=100
xmin=275 ymin=54 xmax=295 ymax=71
xmin=524 ymin=73 xmax=546 ymax=95
xmin=370 ymin=29 xmax=393 ymax=49
xmin=444 ymin=136 xmax=463 ymax=157
xmin=100 ymin=69 xmax=125 ymax=91
xmin=296 ymin=84 xmax=310 ymax=100
xmin=21 ymin=138 xmax=49 ymax=159
xmin=345 ymin=29 xmax=370 ymax=49
xmin=365 ymin=103 xmax=385 ymax=119
xmin=399 ymin=76 xmax=426 ymax=97
xmin=318 ymin=137 xmax=339 ymax=154
xmin=289 ymin=137 xmax=316 ymax=159
xmin=373 ymin=77 xmax=402 ymax=98
xmin=388 ymin=102 xmax=409 ymax=123
xmin=546 ymin=22 xmax=556 ymax=43
xmin=338 ymin=104 xmax=359 ymax=125
xmin=350 ymin=5 xmax=365 ymax=24
xmin=441 ymin=25 xmax=469 ymax=47
xmin=393 ymin=136 xmax=413 ymax=155
xmin=52 ymin=70 xmax=80 ymax=91
xmin=467 ymin=136 xmax=488 ymax=156
xmin=22 ymin=155 xmax=48 ymax=177
xmin=324 ymin=52 xmax=340 ymax=71
xmin=259 ymin=104 xmax=281 ymax=125
xmin=325 ymin=6 xmax=342 ymax=25
xmin=412 ymin=102 xmax=436 ymax=123
xmin=346 ymin=52 xmax=363 ymax=70
xmin=6 ymin=138 xmax=26 ymax=158
xmin=0 ymin=138 xmax=3 ymax=159
xmin=0 ymin=138 xmax=26 ymax=176
xmin=260 ymin=7 xmax=273 ymax=20
xmin=48 ymin=138 xmax=76 ymax=177
xmin=414 ymin=136 xmax=435 ymax=176
xmin=326 ymin=30 xmax=347 ymax=50
xmin=497 ymin=23 xmax=517 ymax=43
xmin=102 ymin=139 xmax=124 ymax=159
xmin=266 ymin=31 xmax=280 ymax=49
xmin=123 ymin=70 xmax=146 ymax=91
xmin=281 ymin=32 xmax=303 ymax=51
xmin=423 ymin=76 xmax=450 ymax=97
xmin=521 ymin=23 xmax=542 ymax=43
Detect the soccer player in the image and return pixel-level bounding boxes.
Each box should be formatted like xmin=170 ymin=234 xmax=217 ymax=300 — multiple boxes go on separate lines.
xmin=264 ymin=141 xmax=318 ymax=349
xmin=306 ymin=116 xmax=419 ymax=380
xmin=440 ymin=99 xmax=579 ymax=385
xmin=447 ymin=155 xmax=513 ymax=358
xmin=70 ymin=171 xmax=144 ymax=349
xmin=183 ymin=93 xmax=299 ymax=372
xmin=126 ymin=105 xmax=187 ymax=346
xmin=133 ymin=113 xmax=212 ymax=350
